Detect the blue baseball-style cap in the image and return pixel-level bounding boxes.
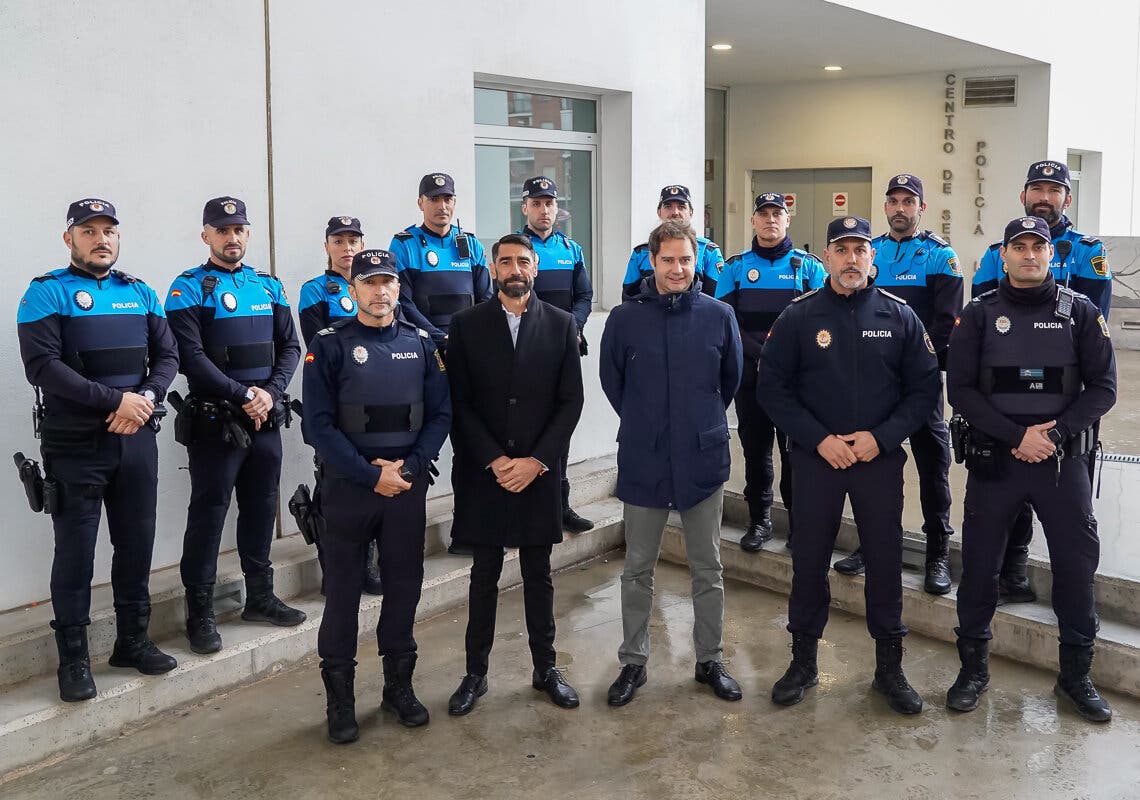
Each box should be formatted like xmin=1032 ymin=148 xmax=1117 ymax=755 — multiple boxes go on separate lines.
xmin=886 ymin=173 xmax=924 ymax=203
xmin=418 ymin=172 xmax=456 ymax=198
xmin=1025 ymin=160 xmax=1070 ymax=189
xmin=66 ymin=198 xmax=119 ymax=228
xmin=754 ymin=192 xmax=787 ymax=211
xmin=521 ymin=176 xmax=558 ymax=199
xmin=658 ymin=184 xmax=692 ymax=206
xmin=826 ymin=216 xmax=873 ymax=244
xmin=1003 ymin=216 xmax=1052 ymax=245
xmin=326 ymin=216 xmax=363 ymax=237
xmin=203 ymin=196 xmax=250 ymax=227
xmin=351 ymin=249 xmax=398 ymax=280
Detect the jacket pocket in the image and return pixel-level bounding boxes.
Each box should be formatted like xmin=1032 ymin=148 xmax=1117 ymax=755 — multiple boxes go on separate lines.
xmin=697 ymin=422 xmax=729 ymax=450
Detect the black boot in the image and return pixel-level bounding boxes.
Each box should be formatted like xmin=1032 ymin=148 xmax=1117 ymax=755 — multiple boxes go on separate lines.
xmin=381 ymin=653 xmax=430 ymax=727
xmin=946 ymin=637 xmax=989 ymax=712
xmin=561 ymin=480 xmax=593 ymax=533
xmin=241 ymin=568 xmax=307 ymax=626
xmin=924 ymin=533 xmax=952 ymax=595
xmin=997 ymin=545 xmax=1036 ymax=604
xmin=185 ymin=585 xmax=222 ymax=654
xmin=872 ymin=637 xmax=923 ymax=714
xmin=1055 ymin=643 xmax=1112 ymax=723
xmin=740 ymin=509 xmax=773 ymax=553
xmin=363 ymin=539 xmax=383 ymax=596
xmin=321 ymin=665 xmax=360 ymax=743
xmin=833 ymin=548 xmax=865 ymax=575
xmin=108 ymin=607 xmax=177 ymax=675
xmin=771 ymin=633 xmax=818 ymax=706
xmin=53 ymin=623 xmax=97 ymax=702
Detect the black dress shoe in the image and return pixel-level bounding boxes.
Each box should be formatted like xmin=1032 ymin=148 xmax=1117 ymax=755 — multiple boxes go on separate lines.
xmin=607 ymin=664 xmax=647 ymax=706
xmin=833 ymin=549 xmax=865 ymax=575
xmin=562 ymin=507 xmax=594 ymax=533
xmin=533 ymin=667 xmax=579 ymax=708
xmin=448 ymin=674 xmax=488 ymax=716
xmin=695 ymin=660 xmax=743 ymax=701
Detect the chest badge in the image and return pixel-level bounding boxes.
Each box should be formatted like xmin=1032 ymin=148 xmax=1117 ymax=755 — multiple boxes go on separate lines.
xmin=816 ymin=329 xmax=832 ymax=349
xmin=352 ymin=345 xmax=369 ymax=365
xmin=339 ymin=295 xmax=354 ymax=312
xmin=73 ymin=290 xmax=94 ymax=311
xmin=221 ymin=291 xmax=238 ymax=312
xmin=747 ymin=268 xmax=760 ymax=283
xmin=994 ymin=315 xmax=1012 ymax=335
xmin=426 ymin=251 xmax=439 ymax=267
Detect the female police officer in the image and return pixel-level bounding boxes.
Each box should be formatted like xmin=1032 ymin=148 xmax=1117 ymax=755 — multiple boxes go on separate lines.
xmin=302 ymin=249 xmax=450 ymax=743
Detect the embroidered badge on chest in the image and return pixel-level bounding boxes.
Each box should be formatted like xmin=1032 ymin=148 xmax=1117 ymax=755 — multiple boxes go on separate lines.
xmin=994 ymin=315 xmax=1011 ymax=335
xmin=816 ymin=329 xmax=832 ymax=349
xmin=352 ymin=345 xmax=369 ymax=365
xmin=426 ymin=251 xmax=439 ymax=267
xmin=74 ymin=290 xmax=94 ymax=311
xmin=339 ymin=295 xmax=354 ymax=312
xmin=747 ymin=268 xmax=760 ymax=283
xmin=221 ymin=292 xmax=238 ymax=312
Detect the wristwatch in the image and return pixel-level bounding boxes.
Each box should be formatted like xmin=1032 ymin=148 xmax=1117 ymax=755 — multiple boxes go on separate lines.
xmin=1047 ymin=428 xmax=1064 ymax=447
xmin=142 ymin=389 xmax=156 ymax=403
xmin=245 ymin=388 xmax=256 ymax=402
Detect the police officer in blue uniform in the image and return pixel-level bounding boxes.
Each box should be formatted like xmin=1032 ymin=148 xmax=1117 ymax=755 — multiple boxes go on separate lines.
xmin=166 ymin=196 xmax=304 ymax=655
xmin=832 ymin=175 xmax=963 ymax=594
xmin=297 ymin=215 xmax=382 ymax=596
xmin=517 ymin=176 xmax=595 ymax=533
xmin=303 ymin=249 xmax=451 ymax=742
xmin=18 ymin=199 xmax=180 ymax=701
xmin=972 ymin=161 xmax=1112 ymax=605
xmin=622 ymin=184 xmax=724 ymax=300
xmin=388 ymin=172 xmax=493 ymax=353
xmin=946 ymin=216 xmax=1115 ymax=722
xmin=760 ymin=216 xmax=940 ymax=714
xmin=716 ymin=192 xmax=826 ymax=551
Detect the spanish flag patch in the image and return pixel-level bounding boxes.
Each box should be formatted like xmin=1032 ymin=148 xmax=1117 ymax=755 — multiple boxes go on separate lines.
xmin=171 ymin=289 xmax=182 ymax=297
xmin=304 ymin=353 xmax=315 ymax=363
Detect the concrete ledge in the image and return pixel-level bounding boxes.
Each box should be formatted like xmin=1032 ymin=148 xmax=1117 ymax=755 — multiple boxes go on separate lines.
xmin=658 ymin=519 xmax=1140 ymax=700
xmin=0 ymin=497 xmax=625 ymax=777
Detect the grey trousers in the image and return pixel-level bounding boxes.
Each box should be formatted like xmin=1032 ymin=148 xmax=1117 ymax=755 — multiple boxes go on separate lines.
xmin=618 ymin=487 xmax=725 ymax=666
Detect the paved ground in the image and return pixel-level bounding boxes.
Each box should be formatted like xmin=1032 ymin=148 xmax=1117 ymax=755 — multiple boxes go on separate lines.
xmin=4 ymin=557 xmax=1138 ymax=800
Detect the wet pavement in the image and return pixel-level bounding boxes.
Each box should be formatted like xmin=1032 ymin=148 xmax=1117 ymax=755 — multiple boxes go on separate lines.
xmin=4 ymin=558 xmax=1138 ymax=800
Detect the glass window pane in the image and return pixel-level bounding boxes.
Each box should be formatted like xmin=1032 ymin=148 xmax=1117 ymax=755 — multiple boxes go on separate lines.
xmin=475 ymin=88 xmax=596 ymax=133
xmin=475 ymin=144 xmax=593 ymax=279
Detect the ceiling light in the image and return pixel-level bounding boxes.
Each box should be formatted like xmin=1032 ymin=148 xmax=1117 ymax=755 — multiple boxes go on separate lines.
xmin=711 ymin=43 xmax=733 ymax=51
xmin=824 ymin=65 xmax=843 ymax=71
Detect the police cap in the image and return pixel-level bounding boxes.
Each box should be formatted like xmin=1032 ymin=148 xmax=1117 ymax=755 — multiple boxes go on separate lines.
xmin=1003 ymin=216 xmax=1051 ymax=246
xmin=325 ymin=216 xmax=363 ymax=237
xmin=886 ymin=173 xmax=924 ymax=203
xmin=521 ymin=176 xmax=558 ymax=199
xmin=754 ymin=192 xmax=787 ymax=211
xmin=203 ymin=196 xmax=250 ymax=227
xmin=351 ymin=249 xmax=399 ymax=281
xmin=66 ymin=198 xmax=119 ymax=228
xmin=419 ymin=173 xmax=456 ymax=198
xmin=826 ymin=216 xmax=873 ymax=244
xmin=1025 ymin=160 xmax=1071 ymax=189
xmin=658 ymin=184 xmax=692 ymax=207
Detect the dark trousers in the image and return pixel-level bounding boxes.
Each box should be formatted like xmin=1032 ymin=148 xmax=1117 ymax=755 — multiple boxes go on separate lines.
xmin=317 ymin=475 xmax=427 ymax=668
xmin=739 ymin=370 xmax=791 ymax=521
xmin=908 ymin=376 xmax=954 ymax=543
xmin=180 ymin=427 xmax=281 ymax=588
xmin=787 ymin=444 xmax=908 ymax=640
xmin=956 ymin=455 xmax=1099 ymax=646
xmin=465 ymin=544 xmax=556 ymax=676
xmin=48 ymin=427 xmax=158 ymax=626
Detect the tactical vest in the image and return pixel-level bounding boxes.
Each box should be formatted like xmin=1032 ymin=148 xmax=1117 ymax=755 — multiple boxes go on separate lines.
xmin=192 ymin=268 xmax=277 ymax=384
xmin=50 ymin=269 xmax=149 ymax=389
xmin=335 ymin=323 xmax=427 ymax=452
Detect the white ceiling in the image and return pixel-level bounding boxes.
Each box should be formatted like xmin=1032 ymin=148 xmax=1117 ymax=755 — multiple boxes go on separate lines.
xmin=706 ymin=0 xmax=1042 ymax=87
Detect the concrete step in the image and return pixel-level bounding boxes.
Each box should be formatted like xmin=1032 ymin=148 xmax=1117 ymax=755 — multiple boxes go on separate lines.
xmin=0 ymin=456 xmax=617 ymax=690
xmin=0 ymin=497 xmax=625 ymax=777
xmin=658 ymin=519 xmax=1140 ymax=700
xmin=721 ymin=490 xmax=1140 ymax=629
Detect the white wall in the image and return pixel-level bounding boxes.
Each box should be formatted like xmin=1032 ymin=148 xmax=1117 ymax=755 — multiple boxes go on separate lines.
xmin=725 ymin=66 xmax=1050 ymax=276
xmin=0 ymin=0 xmax=706 ymax=610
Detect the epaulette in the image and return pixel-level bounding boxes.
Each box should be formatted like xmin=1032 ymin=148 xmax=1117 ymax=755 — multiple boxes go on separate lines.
xmin=726 ymin=253 xmax=744 ymax=265
xmin=791 ymin=288 xmax=820 ymax=303
xmin=417 ymin=327 xmax=430 ymax=338
xmin=877 ymin=288 xmax=908 ymax=304
xmin=793 ymin=248 xmax=822 ymax=263
xmin=970 ymin=288 xmax=999 ymax=303
xmin=112 ymin=269 xmax=140 ymax=284
xmin=633 ymin=243 xmax=649 ymax=254
xmin=32 ymin=273 xmax=56 ymax=283
xmin=987 ymin=242 xmax=1001 ymax=252
xmin=317 ymin=319 xmax=353 ymax=336
xmin=180 ymin=269 xmax=199 ymax=279
xmin=922 ymin=232 xmax=950 ymax=247
xmin=394 ymin=231 xmax=414 ymax=241
xmin=1080 ymin=235 xmax=1102 ymax=246
xmin=256 ymin=270 xmax=282 ymax=283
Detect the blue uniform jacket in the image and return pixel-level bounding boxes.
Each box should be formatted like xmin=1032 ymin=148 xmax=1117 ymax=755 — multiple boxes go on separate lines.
xmin=18 ymin=266 xmax=179 ymax=415
xmin=972 ymin=215 xmax=1111 ymax=316
xmin=622 ymin=236 xmax=724 ymax=300
xmin=302 ymin=318 xmax=451 ymax=489
xmin=518 ymin=227 xmax=593 ymax=331
xmin=388 ymin=223 xmax=492 ymax=345
xmin=758 ymin=279 xmax=940 ymax=456
xmin=715 ymin=243 xmax=826 ymax=363
xmin=165 ymin=263 xmax=301 ymax=405
xmin=871 ymin=230 xmax=963 ymax=367
xmin=298 ymin=270 xmax=356 ymax=346
xmin=600 ymin=277 xmax=743 ymax=511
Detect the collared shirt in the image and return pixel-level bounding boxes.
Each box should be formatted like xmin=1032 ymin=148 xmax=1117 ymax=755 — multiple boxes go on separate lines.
xmin=502 ymin=305 xmax=524 ymax=347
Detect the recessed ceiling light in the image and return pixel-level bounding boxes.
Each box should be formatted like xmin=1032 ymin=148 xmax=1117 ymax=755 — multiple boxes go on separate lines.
xmin=711 ymin=43 xmax=733 ymax=51
xmin=824 ymin=65 xmax=843 ymax=71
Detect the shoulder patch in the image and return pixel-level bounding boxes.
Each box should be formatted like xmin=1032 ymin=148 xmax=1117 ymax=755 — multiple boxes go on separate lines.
xmin=633 ymin=243 xmax=649 ymax=254
xmin=394 ymin=231 xmax=414 ymax=241
xmin=877 ymin=288 xmax=908 ymax=304
xmin=726 ymin=253 xmax=744 ymax=265
xmin=922 ymin=232 xmax=949 ymax=247
xmin=791 ymin=288 xmax=820 ymax=303
xmin=1080 ymin=235 xmax=1102 ymax=246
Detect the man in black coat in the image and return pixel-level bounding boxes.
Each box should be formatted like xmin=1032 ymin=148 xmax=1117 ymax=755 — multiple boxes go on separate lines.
xmin=445 ymin=233 xmax=585 ymax=715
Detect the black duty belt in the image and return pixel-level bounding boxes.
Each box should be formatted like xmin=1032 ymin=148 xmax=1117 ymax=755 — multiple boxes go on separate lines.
xmin=65 ymin=345 xmax=147 ymax=379
xmin=206 ymin=341 xmax=275 ymax=371
xmin=339 ymin=402 xmax=424 ymax=433
xmin=980 ymin=365 xmax=1079 ymax=395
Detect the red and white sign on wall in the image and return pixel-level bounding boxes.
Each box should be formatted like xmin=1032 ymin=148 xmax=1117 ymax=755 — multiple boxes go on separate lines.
xmin=784 ymin=193 xmax=797 ymax=217
xmin=832 ymin=191 xmax=848 ymax=216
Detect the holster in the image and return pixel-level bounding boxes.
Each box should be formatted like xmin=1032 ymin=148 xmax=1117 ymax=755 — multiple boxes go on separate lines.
xmin=288 ymin=482 xmax=324 ymax=545
xmin=13 ymin=452 xmax=44 ymax=513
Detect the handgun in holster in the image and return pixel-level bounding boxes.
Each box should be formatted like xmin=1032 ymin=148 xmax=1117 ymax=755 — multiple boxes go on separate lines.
xmin=288 ymin=483 xmax=325 ymax=545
